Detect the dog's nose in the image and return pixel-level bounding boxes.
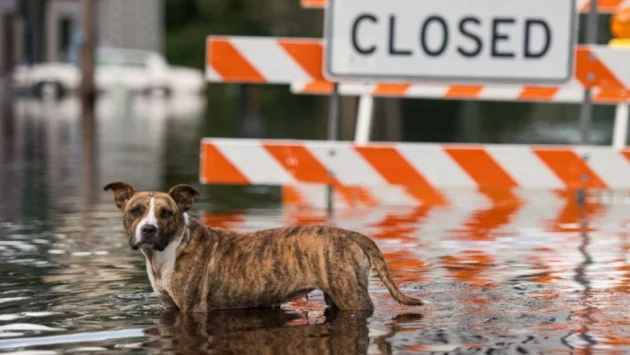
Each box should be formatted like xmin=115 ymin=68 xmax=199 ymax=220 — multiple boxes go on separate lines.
xmin=141 ymin=224 xmax=157 ymax=236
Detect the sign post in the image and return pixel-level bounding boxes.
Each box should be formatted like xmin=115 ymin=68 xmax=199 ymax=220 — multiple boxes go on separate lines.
xmin=580 ymin=0 xmax=599 ymax=146
xmin=324 ymin=0 xmax=577 ymax=84
xmin=326 ymin=82 xmax=340 ymax=217
xmin=578 ymin=0 xmax=599 ymax=206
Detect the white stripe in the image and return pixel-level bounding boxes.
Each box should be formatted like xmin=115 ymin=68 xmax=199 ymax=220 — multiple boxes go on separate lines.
xmin=205 ymin=65 xmax=222 ymax=82
xmin=213 ymin=142 xmax=296 ymax=185
xmin=486 ymin=146 xmax=565 ymax=188
xmin=591 ymin=46 xmax=630 ymax=89
xmin=366 ymin=186 xmax=422 ymax=206
xmin=292 ymin=184 xmax=326 ymax=207
xmin=290 ymin=82 xmax=308 ymax=93
xmin=135 ymin=198 xmax=158 ymax=244
xmin=440 ymin=188 xmax=493 ymax=207
xmin=283 ymin=184 xmax=359 ymax=209
xmin=477 ymin=86 xmax=524 ymax=101
xmin=504 ymin=190 xmax=566 ymax=230
xmin=229 ymin=38 xmax=312 ymax=83
xmin=552 ymin=87 xmax=586 ymax=102
xmin=337 ymin=206 xmax=413 ymax=232
xmin=338 ymin=83 xmax=372 ymax=95
xmin=395 ymin=144 xmax=478 ymax=188
xmin=306 ymin=143 xmax=388 ymax=186
xmin=592 ymin=202 xmax=630 ymax=228
xmin=575 ymin=147 xmax=630 ymax=189
xmin=420 ymin=204 xmax=486 ymax=237
xmin=406 ymin=84 xmax=449 ymax=98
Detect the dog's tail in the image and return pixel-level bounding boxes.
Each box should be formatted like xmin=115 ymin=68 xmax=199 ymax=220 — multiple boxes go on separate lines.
xmin=348 ymin=232 xmax=428 ymax=306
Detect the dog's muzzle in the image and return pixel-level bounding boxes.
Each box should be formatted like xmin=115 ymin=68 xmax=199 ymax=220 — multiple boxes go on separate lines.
xmin=131 ymin=224 xmax=166 ymax=251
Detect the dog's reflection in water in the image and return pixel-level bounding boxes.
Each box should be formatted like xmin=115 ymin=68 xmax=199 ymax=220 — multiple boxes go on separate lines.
xmin=142 ymin=306 xmax=423 ymax=354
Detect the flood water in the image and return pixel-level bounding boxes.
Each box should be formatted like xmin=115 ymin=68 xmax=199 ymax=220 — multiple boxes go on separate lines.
xmin=1 ymin=92 xmax=630 ymax=354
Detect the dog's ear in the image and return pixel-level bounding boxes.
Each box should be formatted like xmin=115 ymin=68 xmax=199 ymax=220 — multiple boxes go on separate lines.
xmin=168 ymin=184 xmax=200 ymax=212
xmin=103 ymin=181 xmax=137 ymax=210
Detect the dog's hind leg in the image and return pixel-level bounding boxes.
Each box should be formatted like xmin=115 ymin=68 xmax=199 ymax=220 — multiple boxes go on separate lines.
xmin=324 ymin=266 xmax=374 ymax=310
xmin=325 ymin=283 xmax=373 ymax=310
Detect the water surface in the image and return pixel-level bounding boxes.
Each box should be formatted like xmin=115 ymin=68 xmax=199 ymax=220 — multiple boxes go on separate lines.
xmin=1 ymin=94 xmax=629 ymax=354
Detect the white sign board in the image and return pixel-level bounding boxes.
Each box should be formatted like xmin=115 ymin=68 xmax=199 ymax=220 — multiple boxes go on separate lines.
xmin=324 ymin=0 xmax=577 ymax=84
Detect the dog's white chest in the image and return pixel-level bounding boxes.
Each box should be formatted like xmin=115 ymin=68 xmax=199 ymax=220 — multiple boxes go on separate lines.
xmin=142 ymin=241 xmax=178 ymax=306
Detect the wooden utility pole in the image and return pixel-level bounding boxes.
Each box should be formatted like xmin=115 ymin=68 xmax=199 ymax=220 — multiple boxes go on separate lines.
xmin=80 ymin=0 xmax=97 ymax=206
xmin=80 ymin=0 xmax=96 ymax=114
xmin=45 ymin=0 xmax=59 ymax=62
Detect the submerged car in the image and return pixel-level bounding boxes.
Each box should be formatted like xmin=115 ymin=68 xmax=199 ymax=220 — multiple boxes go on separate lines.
xmin=11 ymin=47 xmax=205 ymax=99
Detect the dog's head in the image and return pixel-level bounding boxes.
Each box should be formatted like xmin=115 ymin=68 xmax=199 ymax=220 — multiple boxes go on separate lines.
xmin=103 ymin=181 xmax=200 ymax=252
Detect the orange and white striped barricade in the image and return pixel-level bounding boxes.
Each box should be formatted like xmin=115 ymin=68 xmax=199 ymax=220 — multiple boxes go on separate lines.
xmin=290 ymin=81 xmax=630 ymax=104
xmin=199 ymin=138 xmax=630 ymax=208
xmin=201 ymin=2 xmax=630 ymax=213
xmin=205 ymin=37 xmax=630 ymax=100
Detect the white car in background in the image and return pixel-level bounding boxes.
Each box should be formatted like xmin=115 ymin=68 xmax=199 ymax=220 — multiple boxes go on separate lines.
xmin=11 ymin=47 xmax=206 ymax=99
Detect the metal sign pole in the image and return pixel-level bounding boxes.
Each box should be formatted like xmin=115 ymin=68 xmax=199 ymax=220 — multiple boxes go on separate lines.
xmin=327 ymin=82 xmax=340 ymax=217
xmin=578 ymin=0 xmax=599 ymax=206
xmin=579 ymin=0 xmax=599 ymax=145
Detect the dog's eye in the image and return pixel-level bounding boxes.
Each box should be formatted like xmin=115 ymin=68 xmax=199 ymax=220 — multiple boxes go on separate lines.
xmin=160 ymin=209 xmax=173 ymax=219
xmin=129 ymin=206 xmax=141 ymax=216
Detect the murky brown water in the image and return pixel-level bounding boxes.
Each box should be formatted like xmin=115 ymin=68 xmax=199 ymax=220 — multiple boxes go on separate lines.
xmin=1 ymin=93 xmax=630 ymax=354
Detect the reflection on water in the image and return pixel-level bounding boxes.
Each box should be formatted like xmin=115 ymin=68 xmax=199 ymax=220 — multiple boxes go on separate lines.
xmin=1 ymin=92 xmax=630 ymax=354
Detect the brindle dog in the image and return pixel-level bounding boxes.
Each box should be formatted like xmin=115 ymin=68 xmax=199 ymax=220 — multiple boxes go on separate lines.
xmin=104 ymin=181 xmax=427 ymax=312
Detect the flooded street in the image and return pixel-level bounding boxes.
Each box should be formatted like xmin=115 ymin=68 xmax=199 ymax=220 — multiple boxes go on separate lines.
xmin=1 ymin=93 xmax=630 ymax=354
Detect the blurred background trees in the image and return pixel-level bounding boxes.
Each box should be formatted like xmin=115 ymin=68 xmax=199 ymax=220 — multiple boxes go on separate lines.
xmin=163 ymin=0 xmax=618 ymax=145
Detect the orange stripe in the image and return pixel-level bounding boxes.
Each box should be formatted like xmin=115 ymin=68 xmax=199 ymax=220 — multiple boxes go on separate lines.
xmin=201 ymin=211 xmax=245 ymax=229
xmin=208 ymin=38 xmax=265 ymax=82
xmin=278 ymin=40 xmax=324 ymax=81
xmin=546 ymin=189 xmax=604 ymax=233
xmin=200 ymin=143 xmax=250 ymax=184
xmin=581 ymin=0 xmax=624 ymax=11
xmin=281 ymin=185 xmax=378 ymax=207
xmin=443 ymin=147 xmax=519 ymax=188
xmin=440 ymin=252 xmax=496 ymax=287
xmin=593 ymin=88 xmax=630 ymax=102
xmin=262 ymin=144 xmax=332 ymax=184
xmin=262 ymin=144 xmax=370 ymax=205
xmin=281 ymin=185 xmax=308 ymax=206
xmin=368 ymin=206 xmax=433 ymax=245
xmin=449 ymin=188 xmax=524 ymax=241
xmin=285 ymin=210 xmax=328 ymax=226
xmin=373 ymin=84 xmax=411 ymax=96
xmin=533 ymin=148 xmax=608 ymax=189
xmin=451 ymin=204 xmax=522 ymax=241
xmin=445 ymin=85 xmax=483 ymax=99
xmin=575 ymin=47 xmax=624 ymax=89
xmin=335 ymin=186 xmax=379 ymax=206
xmin=300 ymin=0 xmax=327 ymax=7
xmin=354 ymin=146 xmax=448 ymax=205
xmin=383 ymin=250 xmax=428 ymax=283
xmin=518 ymin=86 xmax=559 ymax=100
xmin=480 ymin=188 xmax=523 ymax=206
xmin=302 ymin=81 xmax=334 ymax=93
xmin=622 ymin=150 xmax=630 ymax=162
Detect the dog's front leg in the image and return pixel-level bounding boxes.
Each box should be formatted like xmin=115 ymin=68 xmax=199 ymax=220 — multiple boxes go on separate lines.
xmin=157 ymin=292 xmax=178 ymax=310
